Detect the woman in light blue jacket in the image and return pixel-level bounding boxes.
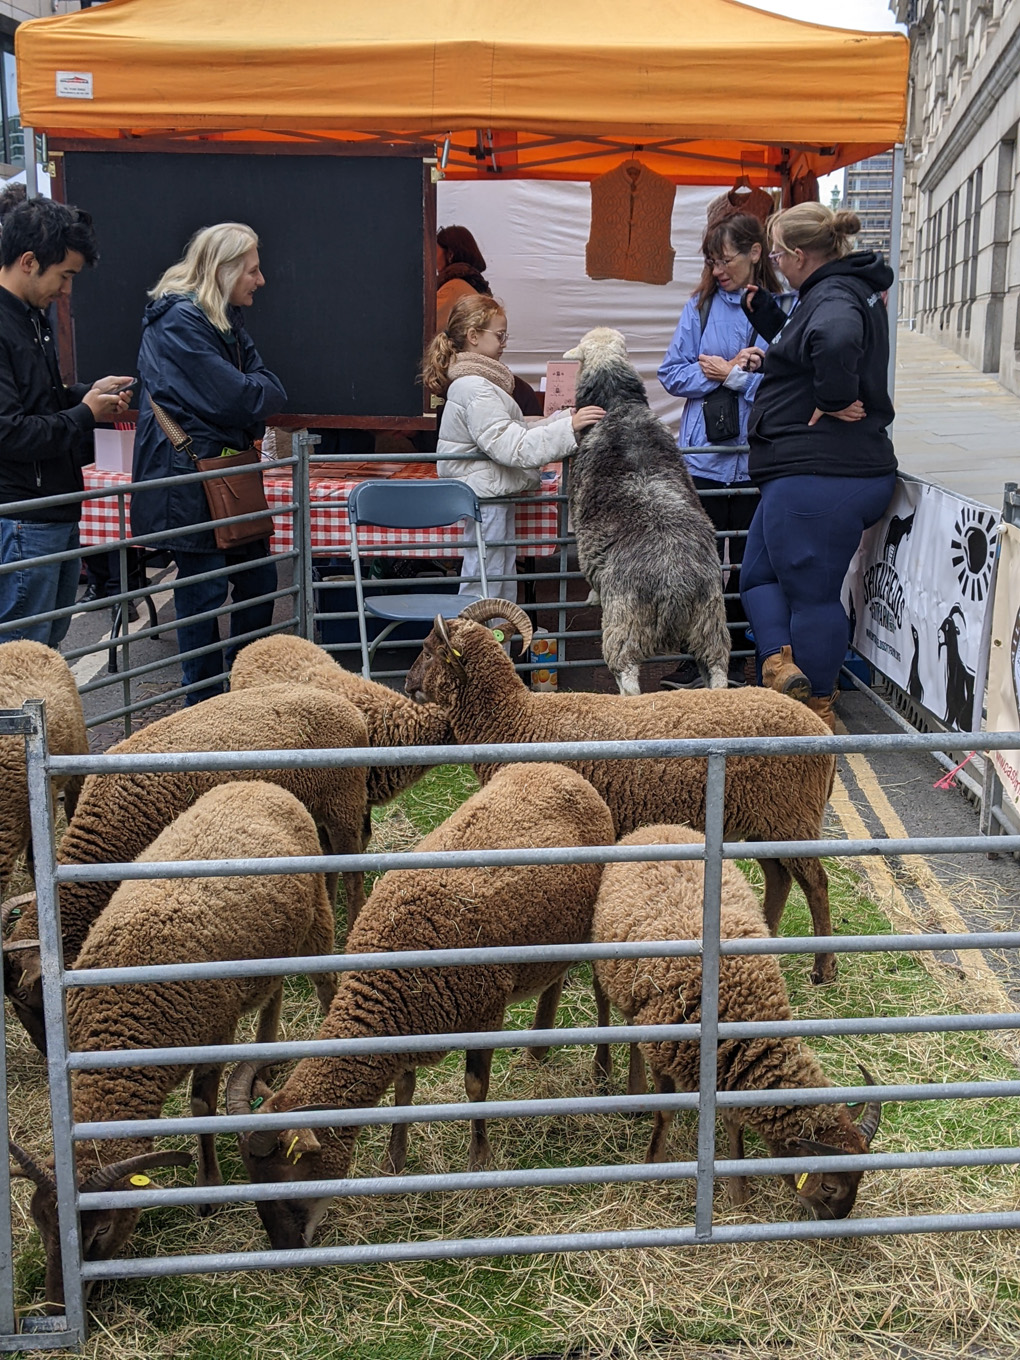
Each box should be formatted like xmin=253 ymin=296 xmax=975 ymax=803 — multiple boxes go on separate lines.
xmin=657 ymin=212 xmax=784 ymax=688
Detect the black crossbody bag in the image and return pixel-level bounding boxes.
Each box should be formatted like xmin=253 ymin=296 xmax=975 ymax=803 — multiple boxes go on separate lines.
xmin=699 ymin=294 xmax=753 ymax=445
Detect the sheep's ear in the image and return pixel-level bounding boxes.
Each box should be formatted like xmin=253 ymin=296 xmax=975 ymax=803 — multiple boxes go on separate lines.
xmin=280 ymin=1126 xmax=322 ymax=1164
xmin=562 ymin=344 xmax=582 ymax=361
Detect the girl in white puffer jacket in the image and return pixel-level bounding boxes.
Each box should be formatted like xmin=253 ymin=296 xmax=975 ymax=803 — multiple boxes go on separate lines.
xmin=423 ymin=294 xmax=605 ymax=602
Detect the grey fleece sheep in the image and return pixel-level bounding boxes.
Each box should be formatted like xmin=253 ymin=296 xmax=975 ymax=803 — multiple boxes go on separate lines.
xmin=593 ymin=826 xmax=882 ymax=1220
xmin=10 ymin=780 xmax=338 ymax=1310
xmin=563 ymin=327 xmax=730 ymax=695
xmin=0 ymin=640 xmax=88 ymax=897
xmin=406 ymin=602 xmax=839 ymax=985
xmin=3 ymin=684 xmax=368 ymax=1053
xmin=230 ymin=633 xmax=452 ymax=805
xmin=227 ymin=762 xmax=616 ymax=1251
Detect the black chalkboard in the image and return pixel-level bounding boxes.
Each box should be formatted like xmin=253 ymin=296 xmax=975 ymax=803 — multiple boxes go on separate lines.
xmin=59 ymin=147 xmax=429 ymax=419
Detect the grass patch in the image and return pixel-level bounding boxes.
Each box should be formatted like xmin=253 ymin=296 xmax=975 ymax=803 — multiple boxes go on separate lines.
xmin=5 ymin=772 xmax=1020 ymax=1359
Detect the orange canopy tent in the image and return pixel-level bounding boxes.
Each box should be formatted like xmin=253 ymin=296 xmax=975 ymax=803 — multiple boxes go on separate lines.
xmin=14 ymin=0 xmax=909 ymax=186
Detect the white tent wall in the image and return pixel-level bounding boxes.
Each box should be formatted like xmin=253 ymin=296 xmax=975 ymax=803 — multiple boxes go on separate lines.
xmin=437 ymin=180 xmax=717 ymax=431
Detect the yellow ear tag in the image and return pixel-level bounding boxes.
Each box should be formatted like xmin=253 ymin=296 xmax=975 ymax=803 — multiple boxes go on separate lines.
xmin=286 ymin=1135 xmax=302 ymax=1164
xmin=491 ymin=629 xmax=505 ymax=644
xmin=129 ymin=1174 xmax=152 ymax=1187
xmin=795 ymin=1172 xmax=809 ymax=1191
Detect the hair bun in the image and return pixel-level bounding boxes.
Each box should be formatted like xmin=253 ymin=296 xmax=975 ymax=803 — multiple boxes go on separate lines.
xmin=832 ymin=209 xmax=861 ymax=238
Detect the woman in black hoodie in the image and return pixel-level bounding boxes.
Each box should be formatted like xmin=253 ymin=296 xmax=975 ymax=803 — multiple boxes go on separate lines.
xmin=738 ymin=204 xmax=897 ymax=730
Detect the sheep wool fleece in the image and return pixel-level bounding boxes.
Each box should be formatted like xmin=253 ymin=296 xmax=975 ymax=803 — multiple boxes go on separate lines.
xmin=229 ymin=633 xmax=451 ymax=806
xmin=593 ymin=826 xmax=854 ymax=1151
xmin=67 ymin=781 xmax=338 ymax=1166
xmin=5 ymin=684 xmax=369 ymax=969
xmin=252 ymin=764 xmax=616 ymax=1184
xmin=0 ymin=640 xmax=87 ymax=894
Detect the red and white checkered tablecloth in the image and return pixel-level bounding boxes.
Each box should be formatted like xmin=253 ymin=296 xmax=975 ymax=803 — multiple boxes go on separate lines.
xmin=80 ymin=465 xmax=562 ymax=558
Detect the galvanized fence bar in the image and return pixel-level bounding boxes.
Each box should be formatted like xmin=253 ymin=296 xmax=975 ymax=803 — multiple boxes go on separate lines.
xmin=695 ymin=749 xmax=726 ymax=1238
xmin=21 ymin=701 xmax=86 ymax=1345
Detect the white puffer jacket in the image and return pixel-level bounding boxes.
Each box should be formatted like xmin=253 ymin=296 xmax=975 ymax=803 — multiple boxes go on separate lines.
xmin=436 ymin=375 xmax=576 ymax=499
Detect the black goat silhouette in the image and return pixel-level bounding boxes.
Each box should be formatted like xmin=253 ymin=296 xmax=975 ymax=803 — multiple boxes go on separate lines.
xmin=883 ymin=512 xmax=915 ymax=566
xmin=907 ymin=624 xmax=924 ymax=704
xmin=937 ymin=605 xmax=974 ymax=728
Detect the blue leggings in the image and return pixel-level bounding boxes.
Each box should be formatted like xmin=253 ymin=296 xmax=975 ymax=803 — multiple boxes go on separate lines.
xmin=740 ymin=472 xmax=896 ymax=696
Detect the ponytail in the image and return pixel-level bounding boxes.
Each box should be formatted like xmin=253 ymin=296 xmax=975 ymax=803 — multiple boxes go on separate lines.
xmin=421 ymin=293 xmax=505 ymax=396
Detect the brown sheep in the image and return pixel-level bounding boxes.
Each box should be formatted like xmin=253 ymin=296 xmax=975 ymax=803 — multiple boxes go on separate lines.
xmin=229 ymin=632 xmax=452 ymax=805
xmin=3 ymin=684 xmax=368 ymax=1053
xmin=0 ymin=640 xmax=88 ymax=897
xmin=405 ymin=599 xmax=839 ymax=984
xmin=10 ymin=781 xmax=338 ymax=1311
xmin=227 ymin=762 xmax=616 ymax=1250
xmin=593 ymin=825 xmax=881 ymax=1219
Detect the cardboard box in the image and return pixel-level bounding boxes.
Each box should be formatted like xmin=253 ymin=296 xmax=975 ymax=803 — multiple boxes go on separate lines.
xmin=543 ymin=360 xmax=579 ymax=416
xmin=94 ymin=428 xmax=135 ymax=474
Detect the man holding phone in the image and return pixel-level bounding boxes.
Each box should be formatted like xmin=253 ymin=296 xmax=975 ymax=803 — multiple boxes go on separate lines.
xmin=0 ymin=198 xmax=132 ymax=647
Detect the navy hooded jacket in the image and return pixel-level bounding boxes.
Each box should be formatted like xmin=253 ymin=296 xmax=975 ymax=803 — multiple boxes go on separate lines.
xmin=130 ymin=294 xmax=286 ymax=553
xmin=743 ymin=251 xmax=897 ymax=484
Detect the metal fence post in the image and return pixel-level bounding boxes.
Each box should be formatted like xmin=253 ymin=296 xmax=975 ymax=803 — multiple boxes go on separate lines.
xmin=295 ymin=431 xmax=318 ymax=642
xmin=23 ymin=700 xmax=87 ymax=1343
xmin=694 ymin=749 xmax=727 ymax=1239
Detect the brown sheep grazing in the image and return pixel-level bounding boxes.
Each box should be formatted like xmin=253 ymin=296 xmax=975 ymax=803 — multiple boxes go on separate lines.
xmin=593 ymin=826 xmax=881 ymax=1220
xmin=230 ymin=633 xmax=452 ymax=805
xmin=227 ymin=762 xmax=616 ymax=1251
xmin=405 ymin=599 xmax=839 ymax=985
xmin=3 ymin=684 xmax=368 ymax=1053
xmin=10 ymin=781 xmax=338 ymax=1311
xmin=0 ymin=640 xmax=88 ymax=897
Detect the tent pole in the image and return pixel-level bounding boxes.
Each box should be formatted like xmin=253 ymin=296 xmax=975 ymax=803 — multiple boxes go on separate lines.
xmin=887 ymin=142 xmax=905 ymax=403
xmin=23 ymin=126 xmax=37 ymax=199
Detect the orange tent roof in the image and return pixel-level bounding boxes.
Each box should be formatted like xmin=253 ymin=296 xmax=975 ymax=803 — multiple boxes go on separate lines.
xmin=15 ymin=0 xmax=908 ymax=183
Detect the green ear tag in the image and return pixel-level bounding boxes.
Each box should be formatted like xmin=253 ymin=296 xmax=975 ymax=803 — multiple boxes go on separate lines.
xmin=8 ymin=907 xmax=21 ymax=922
xmin=250 ymin=1096 xmax=264 ymax=1111
xmin=491 ymin=628 xmax=505 ymax=643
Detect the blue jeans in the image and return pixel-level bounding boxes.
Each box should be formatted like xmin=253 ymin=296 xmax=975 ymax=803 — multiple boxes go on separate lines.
xmin=741 ymin=472 xmax=897 ymax=696
xmin=0 ymin=518 xmax=81 ymax=648
xmin=172 ymin=541 xmax=277 ymax=704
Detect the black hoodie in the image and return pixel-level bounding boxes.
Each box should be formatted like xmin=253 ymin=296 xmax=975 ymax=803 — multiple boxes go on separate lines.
xmin=743 ymin=251 xmax=897 ymax=484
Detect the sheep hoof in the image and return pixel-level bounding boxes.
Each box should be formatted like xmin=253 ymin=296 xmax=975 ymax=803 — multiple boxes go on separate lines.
xmin=811 ymin=956 xmax=838 ymax=985
xmin=525 ymin=1046 xmax=550 ymax=1065
xmin=196 ymin=1201 xmax=221 ymax=1219
xmin=727 ymin=1178 xmax=750 ymax=1207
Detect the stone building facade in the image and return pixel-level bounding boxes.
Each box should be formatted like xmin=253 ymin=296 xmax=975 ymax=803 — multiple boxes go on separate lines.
xmin=896 ymin=0 xmax=1020 ymax=394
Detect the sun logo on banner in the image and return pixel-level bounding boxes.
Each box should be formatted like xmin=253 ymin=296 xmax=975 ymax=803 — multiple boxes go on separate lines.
xmin=950 ymin=506 xmax=997 ymax=603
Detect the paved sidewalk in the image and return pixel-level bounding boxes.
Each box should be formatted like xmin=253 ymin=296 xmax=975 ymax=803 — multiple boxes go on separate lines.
xmin=893 ymin=327 xmax=1020 ymax=510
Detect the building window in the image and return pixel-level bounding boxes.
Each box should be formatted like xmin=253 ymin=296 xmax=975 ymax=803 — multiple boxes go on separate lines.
xmin=0 ymin=43 xmax=23 ymax=168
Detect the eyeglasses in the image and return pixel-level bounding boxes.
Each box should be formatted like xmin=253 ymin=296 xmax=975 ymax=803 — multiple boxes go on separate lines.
xmin=482 ymin=329 xmax=509 ymax=343
xmin=768 ymin=248 xmax=790 ymax=263
xmin=705 ymin=253 xmax=743 ymax=270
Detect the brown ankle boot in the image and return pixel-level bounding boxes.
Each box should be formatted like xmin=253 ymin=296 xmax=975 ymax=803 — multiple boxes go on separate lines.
xmin=805 ymin=691 xmax=838 ymax=732
xmin=760 ymin=646 xmax=811 ymax=702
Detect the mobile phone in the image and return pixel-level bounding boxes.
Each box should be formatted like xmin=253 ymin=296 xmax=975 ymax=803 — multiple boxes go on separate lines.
xmin=112 ymin=379 xmax=136 ymax=395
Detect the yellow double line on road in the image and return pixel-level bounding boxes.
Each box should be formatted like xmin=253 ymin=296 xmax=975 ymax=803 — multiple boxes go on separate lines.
xmin=829 ymin=731 xmax=1018 ymax=1056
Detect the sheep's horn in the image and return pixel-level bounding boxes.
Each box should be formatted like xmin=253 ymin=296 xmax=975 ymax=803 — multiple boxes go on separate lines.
xmin=8 ymin=1142 xmax=56 ymax=1196
xmin=855 ymin=1062 xmax=883 ymax=1147
xmin=79 ymin=1150 xmax=192 ymax=1195
xmin=225 ymin=1062 xmax=260 ymax=1117
xmin=226 ymin=1062 xmax=280 ymax=1157
xmin=1 ymin=894 xmax=34 ymax=934
xmin=2 ymin=938 xmax=40 ymax=955
xmin=457 ymin=598 xmax=533 ymax=652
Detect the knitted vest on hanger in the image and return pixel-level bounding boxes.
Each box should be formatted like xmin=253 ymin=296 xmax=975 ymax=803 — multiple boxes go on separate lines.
xmin=585 ymin=160 xmax=676 ymax=285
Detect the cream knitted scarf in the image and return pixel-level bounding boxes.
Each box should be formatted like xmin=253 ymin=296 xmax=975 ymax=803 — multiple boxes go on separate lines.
xmin=447 ymin=353 xmax=515 ymax=396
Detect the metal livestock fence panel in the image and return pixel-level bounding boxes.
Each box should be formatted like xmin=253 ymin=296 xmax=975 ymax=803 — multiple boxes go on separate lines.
xmin=2 ymin=705 xmax=1019 ymax=1348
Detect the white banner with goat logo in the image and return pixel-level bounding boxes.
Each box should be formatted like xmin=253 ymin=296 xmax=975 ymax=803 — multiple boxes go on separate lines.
xmin=842 ymin=478 xmax=997 ymax=731
xmin=984 ymin=521 xmax=1020 ymax=813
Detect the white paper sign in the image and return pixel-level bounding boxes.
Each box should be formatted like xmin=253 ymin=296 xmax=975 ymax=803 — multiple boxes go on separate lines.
xmin=842 ymin=478 xmax=998 ymax=730
xmin=56 ymin=71 xmax=93 ymax=100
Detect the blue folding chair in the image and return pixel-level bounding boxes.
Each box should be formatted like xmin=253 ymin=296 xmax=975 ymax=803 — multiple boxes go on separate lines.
xmin=347 ymin=478 xmax=489 ymax=679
